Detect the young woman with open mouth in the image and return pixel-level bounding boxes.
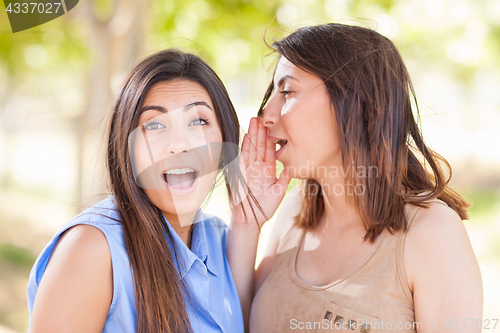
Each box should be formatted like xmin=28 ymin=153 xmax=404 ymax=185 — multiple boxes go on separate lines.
xmin=26 ymin=49 xmax=263 ymax=333
xmin=228 ymin=24 xmax=483 ymax=332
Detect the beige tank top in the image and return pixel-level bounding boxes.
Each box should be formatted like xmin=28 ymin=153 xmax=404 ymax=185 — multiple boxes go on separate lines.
xmin=250 ymin=202 xmax=440 ymax=333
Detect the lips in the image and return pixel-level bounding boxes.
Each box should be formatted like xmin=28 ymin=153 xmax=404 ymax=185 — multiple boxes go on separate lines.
xmin=164 ymin=168 xmax=197 ymax=188
xmin=269 ymin=135 xmax=288 ymax=160
xmin=163 ymin=165 xmax=200 ymax=196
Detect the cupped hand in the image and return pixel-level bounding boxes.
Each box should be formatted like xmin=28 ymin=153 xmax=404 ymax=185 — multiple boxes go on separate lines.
xmin=231 ymin=117 xmax=291 ymax=227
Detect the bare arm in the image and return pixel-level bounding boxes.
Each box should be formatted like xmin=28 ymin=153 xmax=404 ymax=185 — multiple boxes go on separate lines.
xmin=254 ymin=185 xmax=301 ymax=293
xmin=405 ymin=202 xmax=483 ymax=332
xmin=227 ymin=117 xmax=290 ymax=331
xmin=30 ymin=225 xmax=113 ymax=333
xmin=227 ymin=218 xmax=260 ymax=332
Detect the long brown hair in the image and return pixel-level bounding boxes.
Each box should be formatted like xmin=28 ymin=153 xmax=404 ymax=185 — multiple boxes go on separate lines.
xmin=258 ymin=23 xmax=470 ymax=242
xmin=106 ymin=49 xmax=250 ymax=332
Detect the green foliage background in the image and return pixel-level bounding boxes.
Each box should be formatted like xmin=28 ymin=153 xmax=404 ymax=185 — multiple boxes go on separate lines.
xmin=1 ymin=0 xmax=500 ymax=331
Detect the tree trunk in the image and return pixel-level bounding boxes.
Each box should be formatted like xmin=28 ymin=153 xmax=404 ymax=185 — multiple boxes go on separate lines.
xmin=75 ymin=0 xmax=152 ymax=211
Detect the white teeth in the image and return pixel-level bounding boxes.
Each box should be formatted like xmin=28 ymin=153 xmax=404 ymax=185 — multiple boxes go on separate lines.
xmin=165 ymin=168 xmax=195 ymax=175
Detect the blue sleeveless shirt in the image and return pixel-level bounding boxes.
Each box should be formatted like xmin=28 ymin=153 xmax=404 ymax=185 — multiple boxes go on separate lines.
xmin=27 ymin=196 xmax=244 ymax=333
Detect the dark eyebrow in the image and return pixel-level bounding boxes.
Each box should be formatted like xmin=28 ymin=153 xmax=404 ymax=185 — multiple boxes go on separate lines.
xmin=140 ymin=105 xmax=167 ymax=113
xmin=140 ymin=101 xmax=212 ymax=114
xmin=276 ymin=74 xmax=299 ymax=88
xmin=185 ymin=101 xmax=212 ymax=111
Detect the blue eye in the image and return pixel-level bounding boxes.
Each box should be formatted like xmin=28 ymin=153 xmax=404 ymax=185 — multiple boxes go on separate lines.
xmin=143 ymin=121 xmax=165 ymax=131
xmin=189 ymin=117 xmax=209 ymax=126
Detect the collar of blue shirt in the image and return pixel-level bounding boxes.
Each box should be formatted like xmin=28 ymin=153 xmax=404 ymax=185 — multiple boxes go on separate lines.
xmin=162 ymin=212 xmax=219 ymax=279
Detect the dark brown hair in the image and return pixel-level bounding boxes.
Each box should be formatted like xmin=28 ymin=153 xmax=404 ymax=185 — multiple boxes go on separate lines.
xmin=106 ymin=49 xmax=250 ymax=332
xmin=258 ymin=23 xmax=470 ymax=242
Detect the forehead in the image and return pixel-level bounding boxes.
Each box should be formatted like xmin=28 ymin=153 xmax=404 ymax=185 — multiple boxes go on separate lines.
xmin=276 ymin=56 xmax=294 ymax=74
xmin=143 ymin=80 xmax=213 ymax=108
xmin=273 ymin=56 xmax=320 ymax=86
xmin=274 ymin=56 xmax=298 ymax=78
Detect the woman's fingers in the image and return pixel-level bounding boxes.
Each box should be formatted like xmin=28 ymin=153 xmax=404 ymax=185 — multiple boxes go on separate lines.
xmin=241 ymin=134 xmax=250 ymax=167
xmin=256 ymin=120 xmax=267 ymax=161
xmin=248 ymin=117 xmax=258 ymax=163
xmin=264 ymin=127 xmax=275 ymax=164
xmin=274 ymin=168 xmax=291 ymax=198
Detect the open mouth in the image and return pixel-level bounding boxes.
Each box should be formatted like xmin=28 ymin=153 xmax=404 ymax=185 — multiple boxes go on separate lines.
xmin=274 ymin=139 xmax=288 ymax=151
xmin=273 ymin=139 xmax=288 ymax=159
xmin=163 ymin=167 xmax=199 ymax=195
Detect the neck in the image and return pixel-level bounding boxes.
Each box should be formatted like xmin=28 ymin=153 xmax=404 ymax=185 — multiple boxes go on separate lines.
xmin=315 ymin=173 xmax=365 ymax=233
xmin=162 ymin=211 xmax=196 ymax=248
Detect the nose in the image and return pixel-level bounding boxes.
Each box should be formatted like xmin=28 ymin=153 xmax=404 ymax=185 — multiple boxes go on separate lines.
xmin=168 ymin=137 xmax=190 ymax=155
xmin=170 ymin=149 xmax=187 ymax=154
xmin=167 ymin=124 xmax=191 ymax=155
xmin=259 ymin=94 xmax=280 ymax=128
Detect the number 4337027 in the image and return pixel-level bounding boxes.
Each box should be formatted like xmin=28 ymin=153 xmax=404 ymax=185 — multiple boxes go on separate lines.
xmin=442 ymin=319 xmax=498 ymax=330
xmin=5 ymin=2 xmax=62 ymax=14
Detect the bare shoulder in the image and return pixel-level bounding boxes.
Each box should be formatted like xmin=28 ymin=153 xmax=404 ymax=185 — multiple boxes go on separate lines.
xmin=405 ymin=200 xmax=469 ymax=252
xmin=47 ymin=224 xmax=112 ymax=272
xmin=403 ymin=201 xmax=483 ymax=327
xmin=58 ymin=223 xmax=110 ymax=250
xmin=31 ymin=224 xmax=113 ymax=333
xmin=404 ymin=200 xmax=481 ymax=292
xmin=404 ymin=200 xmax=483 ymax=326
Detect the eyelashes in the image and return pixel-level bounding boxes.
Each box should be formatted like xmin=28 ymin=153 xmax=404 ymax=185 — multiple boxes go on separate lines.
xmin=143 ymin=120 xmax=165 ymax=131
xmin=190 ymin=115 xmax=210 ymax=126
xmin=142 ymin=116 xmax=210 ymax=131
xmin=279 ymin=90 xmax=294 ymax=99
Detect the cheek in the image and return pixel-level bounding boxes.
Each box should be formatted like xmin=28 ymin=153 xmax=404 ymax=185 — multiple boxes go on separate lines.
xmin=284 ymin=99 xmax=325 ymax=140
xmin=281 ymin=98 xmax=298 ymax=115
xmin=289 ymin=102 xmax=339 ymax=156
xmin=207 ymin=125 xmax=223 ymax=142
xmin=131 ymin=138 xmax=152 ymax=176
xmin=203 ymin=127 xmax=223 ymax=155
